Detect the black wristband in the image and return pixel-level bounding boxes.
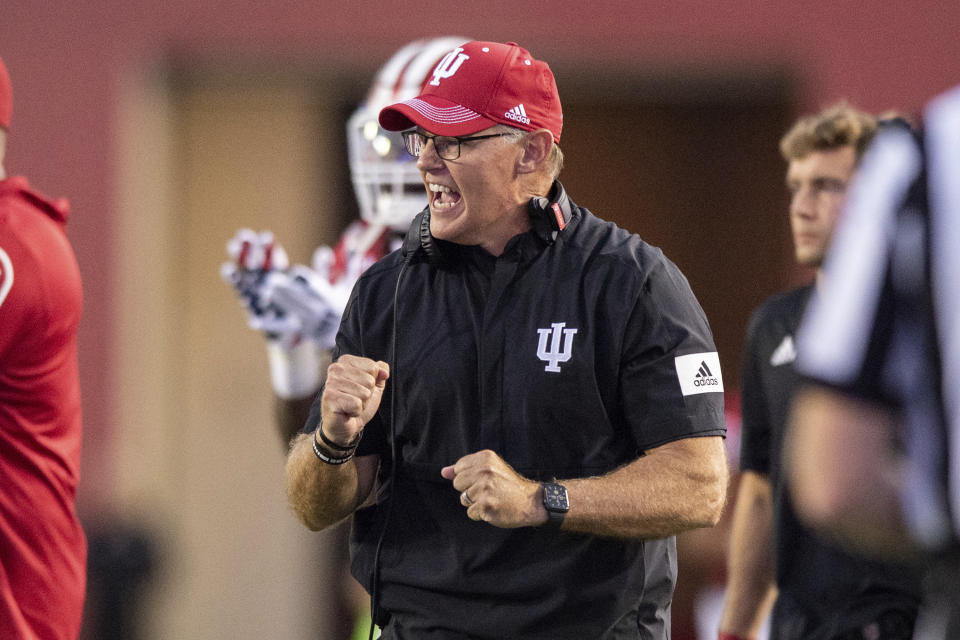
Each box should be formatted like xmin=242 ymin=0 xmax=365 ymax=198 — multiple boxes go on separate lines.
xmin=316 ymin=424 xmax=362 ymax=452
xmin=312 ymin=437 xmax=354 ymax=465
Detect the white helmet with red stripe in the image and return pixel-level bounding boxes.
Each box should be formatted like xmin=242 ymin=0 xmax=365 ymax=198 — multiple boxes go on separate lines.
xmin=347 ymin=37 xmax=470 ymax=231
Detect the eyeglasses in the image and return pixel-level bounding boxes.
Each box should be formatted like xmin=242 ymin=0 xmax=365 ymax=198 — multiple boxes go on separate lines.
xmin=401 ymin=130 xmax=513 ymax=160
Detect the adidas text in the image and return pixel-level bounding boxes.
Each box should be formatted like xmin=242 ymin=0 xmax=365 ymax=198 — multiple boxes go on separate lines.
xmin=504 ymin=104 xmax=531 ymax=125
xmin=674 ymin=352 xmax=724 ymax=396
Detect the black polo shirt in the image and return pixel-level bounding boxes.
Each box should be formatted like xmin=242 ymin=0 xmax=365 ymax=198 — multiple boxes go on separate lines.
xmin=311 ymin=187 xmax=725 ymax=639
xmin=740 ymin=286 xmax=921 ymax=639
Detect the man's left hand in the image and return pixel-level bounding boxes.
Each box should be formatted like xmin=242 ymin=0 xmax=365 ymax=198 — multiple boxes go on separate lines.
xmin=441 ymin=450 xmax=546 ymax=528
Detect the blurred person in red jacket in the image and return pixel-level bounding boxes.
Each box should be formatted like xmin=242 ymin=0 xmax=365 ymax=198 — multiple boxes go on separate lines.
xmin=0 ymin=54 xmax=86 ymax=640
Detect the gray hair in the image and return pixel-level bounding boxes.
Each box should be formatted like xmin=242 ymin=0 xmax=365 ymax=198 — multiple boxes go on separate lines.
xmin=496 ymin=125 xmax=564 ymax=179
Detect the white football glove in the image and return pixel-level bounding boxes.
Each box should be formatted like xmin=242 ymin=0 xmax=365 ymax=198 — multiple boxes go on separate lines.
xmin=257 ymin=264 xmax=352 ymax=352
xmin=220 ymin=228 xmax=293 ymax=340
xmin=222 ymin=229 xmax=344 ymax=399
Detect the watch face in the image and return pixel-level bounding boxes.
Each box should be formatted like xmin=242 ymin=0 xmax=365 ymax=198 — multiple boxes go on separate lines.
xmin=543 ymin=483 xmax=569 ymax=512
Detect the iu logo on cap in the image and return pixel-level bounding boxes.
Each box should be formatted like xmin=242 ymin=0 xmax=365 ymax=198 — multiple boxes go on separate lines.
xmin=430 ymin=47 xmax=470 ymax=86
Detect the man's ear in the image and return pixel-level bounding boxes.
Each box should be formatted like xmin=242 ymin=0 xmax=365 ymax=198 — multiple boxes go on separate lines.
xmin=516 ymin=129 xmax=553 ymax=174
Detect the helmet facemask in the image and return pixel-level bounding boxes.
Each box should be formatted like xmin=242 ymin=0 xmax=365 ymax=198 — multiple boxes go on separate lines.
xmin=347 ymin=107 xmax=426 ymax=231
xmin=344 ymin=36 xmax=471 ymax=232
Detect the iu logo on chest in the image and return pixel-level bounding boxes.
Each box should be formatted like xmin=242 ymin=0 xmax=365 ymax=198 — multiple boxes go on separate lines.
xmin=536 ymin=322 xmax=578 ymax=372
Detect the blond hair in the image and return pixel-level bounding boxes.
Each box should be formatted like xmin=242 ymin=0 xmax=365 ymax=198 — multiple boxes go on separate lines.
xmin=780 ymin=102 xmax=878 ymax=163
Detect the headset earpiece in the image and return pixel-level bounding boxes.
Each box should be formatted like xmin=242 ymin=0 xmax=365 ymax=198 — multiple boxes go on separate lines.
xmin=401 ymin=207 xmax=426 ymax=259
xmin=402 ymin=206 xmax=443 ymax=265
xmin=418 ymin=208 xmax=440 ymax=264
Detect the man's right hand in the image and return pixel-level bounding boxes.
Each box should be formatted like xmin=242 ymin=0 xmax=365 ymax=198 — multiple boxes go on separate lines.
xmin=320 ymin=355 xmax=390 ymax=446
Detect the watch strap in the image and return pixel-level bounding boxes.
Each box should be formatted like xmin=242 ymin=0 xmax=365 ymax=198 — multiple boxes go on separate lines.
xmin=545 ymin=506 xmax=566 ymax=529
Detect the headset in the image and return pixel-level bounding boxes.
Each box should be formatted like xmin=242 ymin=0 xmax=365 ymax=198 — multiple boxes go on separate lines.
xmin=400 ymin=182 xmax=574 ymax=266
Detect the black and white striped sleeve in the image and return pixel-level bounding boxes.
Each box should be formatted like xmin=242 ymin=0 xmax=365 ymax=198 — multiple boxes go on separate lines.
xmin=926 ymin=86 xmax=960 ymax=545
xmin=796 ymin=85 xmax=960 ymax=549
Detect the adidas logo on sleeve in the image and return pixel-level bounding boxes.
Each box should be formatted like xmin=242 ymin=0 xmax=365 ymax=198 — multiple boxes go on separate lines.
xmin=770 ymin=334 xmax=797 ymax=366
xmin=674 ymin=352 xmax=724 ymax=396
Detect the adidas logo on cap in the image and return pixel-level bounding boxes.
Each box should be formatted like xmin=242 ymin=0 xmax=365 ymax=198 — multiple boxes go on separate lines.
xmin=504 ymin=104 xmax=530 ymax=125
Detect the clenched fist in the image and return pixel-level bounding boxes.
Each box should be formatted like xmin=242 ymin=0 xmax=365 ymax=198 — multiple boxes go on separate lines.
xmin=320 ymin=355 xmax=390 ymax=447
xmin=441 ymin=450 xmax=547 ymax=528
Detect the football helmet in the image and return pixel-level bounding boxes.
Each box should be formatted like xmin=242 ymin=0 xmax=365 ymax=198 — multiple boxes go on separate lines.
xmin=347 ymin=37 xmax=470 ymax=231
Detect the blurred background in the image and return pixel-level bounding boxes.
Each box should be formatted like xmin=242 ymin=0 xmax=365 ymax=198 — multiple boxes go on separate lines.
xmin=2 ymin=1 xmax=959 ymax=638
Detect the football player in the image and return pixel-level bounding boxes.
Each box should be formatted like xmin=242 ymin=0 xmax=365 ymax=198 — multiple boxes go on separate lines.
xmin=222 ymin=37 xmax=470 ymax=441
xmin=220 ymin=37 xmax=470 ymax=639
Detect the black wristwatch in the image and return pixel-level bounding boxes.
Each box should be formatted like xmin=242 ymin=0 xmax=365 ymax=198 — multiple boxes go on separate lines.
xmin=541 ymin=482 xmax=569 ymax=529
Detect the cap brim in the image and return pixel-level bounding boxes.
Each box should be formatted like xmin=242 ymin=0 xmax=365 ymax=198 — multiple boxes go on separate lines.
xmin=379 ymin=96 xmax=497 ymax=136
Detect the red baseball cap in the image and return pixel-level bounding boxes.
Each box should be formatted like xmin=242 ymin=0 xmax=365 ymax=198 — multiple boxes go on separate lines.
xmin=0 ymin=56 xmax=11 ymax=130
xmin=378 ymin=41 xmax=563 ymax=142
